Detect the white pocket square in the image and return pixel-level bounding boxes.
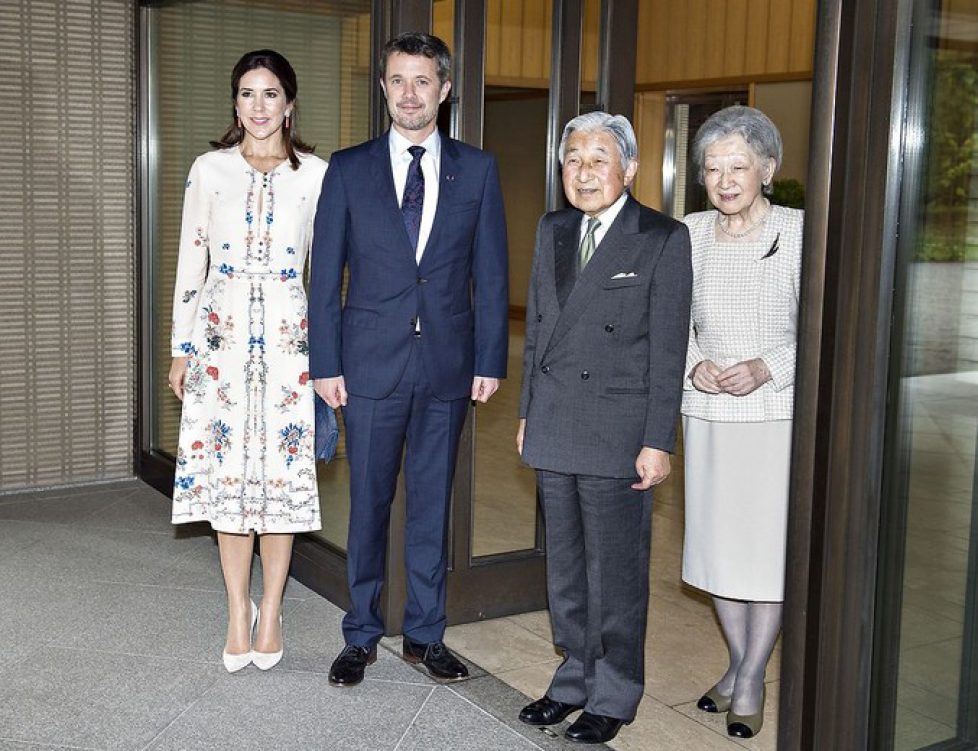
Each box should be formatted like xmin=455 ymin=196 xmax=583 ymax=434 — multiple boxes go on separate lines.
xmin=611 ymin=272 xmax=638 ymax=279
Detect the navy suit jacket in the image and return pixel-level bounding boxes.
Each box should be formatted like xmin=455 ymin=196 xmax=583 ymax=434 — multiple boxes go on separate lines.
xmin=308 ymin=131 xmax=509 ymax=400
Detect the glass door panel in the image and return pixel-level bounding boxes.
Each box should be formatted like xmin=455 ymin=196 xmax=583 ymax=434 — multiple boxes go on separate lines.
xmin=879 ymin=1 xmax=978 ymax=747
xmin=471 ymin=0 xmax=555 ymax=558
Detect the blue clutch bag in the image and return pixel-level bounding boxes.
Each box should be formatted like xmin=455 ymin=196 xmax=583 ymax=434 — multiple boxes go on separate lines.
xmin=314 ymin=394 xmax=339 ymax=462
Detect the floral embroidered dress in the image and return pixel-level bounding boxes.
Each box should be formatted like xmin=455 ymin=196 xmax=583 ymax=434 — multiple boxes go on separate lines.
xmin=170 ymin=146 xmax=327 ymax=534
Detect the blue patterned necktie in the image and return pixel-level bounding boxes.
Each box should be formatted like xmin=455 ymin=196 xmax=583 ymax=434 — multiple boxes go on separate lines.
xmin=401 ymin=145 xmax=425 ymax=250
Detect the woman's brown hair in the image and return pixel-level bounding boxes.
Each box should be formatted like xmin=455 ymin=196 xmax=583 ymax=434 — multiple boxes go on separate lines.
xmin=211 ymin=49 xmax=314 ymax=171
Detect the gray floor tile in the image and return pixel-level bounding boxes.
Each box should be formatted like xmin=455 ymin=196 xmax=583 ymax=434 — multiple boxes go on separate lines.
xmin=0 ymin=741 xmax=81 ymax=750
xmin=0 ymin=490 xmax=135 ymax=526
xmin=0 ymin=479 xmax=141 ymax=506
xmin=0 ymin=647 xmax=218 ymax=750
xmin=0 ymin=520 xmax=49 ymax=564
xmin=449 ymin=676 xmax=607 ymax=750
xmin=395 ymin=685 xmax=542 ymax=751
xmin=145 ymin=670 xmax=431 ymax=751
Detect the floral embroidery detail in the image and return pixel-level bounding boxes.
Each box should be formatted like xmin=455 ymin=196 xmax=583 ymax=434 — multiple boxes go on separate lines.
xmin=202 ymin=306 xmax=235 ymax=351
xmin=278 ymin=319 xmax=308 ymax=355
xmin=182 ymin=289 xmax=197 ymax=304
xmin=279 ymin=268 xmax=298 ymax=281
xmin=178 ymin=341 xmax=195 ymax=355
xmin=278 ymin=422 xmax=308 ymax=467
xmin=216 ymin=381 xmax=237 ymax=410
xmin=175 ymin=475 xmax=195 ymax=490
xmin=210 ymin=419 xmax=232 ymax=464
xmin=183 ymin=357 xmax=207 ymax=400
xmin=193 ymin=226 xmax=208 ymax=249
xmin=298 ymin=371 xmax=310 ymax=385
xmin=206 ymin=366 xmax=219 ymax=380
xmin=276 ymin=386 xmax=301 ymax=412
xmin=218 ymin=263 xmax=235 ymax=277
xmin=286 ymin=246 xmax=296 ymax=255
xmin=222 ymin=242 xmax=230 ymax=251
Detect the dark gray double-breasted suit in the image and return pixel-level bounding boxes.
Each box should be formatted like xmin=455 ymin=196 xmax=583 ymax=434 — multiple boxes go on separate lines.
xmin=519 ymin=194 xmax=692 ymax=720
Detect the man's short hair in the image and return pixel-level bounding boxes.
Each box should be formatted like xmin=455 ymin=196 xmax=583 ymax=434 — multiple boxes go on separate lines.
xmin=380 ymin=32 xmax=452 ymax=85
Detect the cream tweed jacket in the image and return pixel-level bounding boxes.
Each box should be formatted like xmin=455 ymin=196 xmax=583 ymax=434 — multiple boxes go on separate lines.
xmin=681 ymin=205 xmax=803 ymax=423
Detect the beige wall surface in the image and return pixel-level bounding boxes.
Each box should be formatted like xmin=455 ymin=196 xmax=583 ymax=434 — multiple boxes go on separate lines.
xmin=0 ymin=0 xmax=136 ymax=491
xmin=753 ymin=80 xmax=813 ymax=184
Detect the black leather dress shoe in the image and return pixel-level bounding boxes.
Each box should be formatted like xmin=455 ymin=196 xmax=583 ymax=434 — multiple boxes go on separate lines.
xmin=564 ymin=712 xmax=627 ymax=744
xmin=328 ymin=644 xmax=376 ymax=687
xmin=401 ymin=638 xmax=469 ymax=680
xmin=518 ymin=696 xmax=584 ymax=726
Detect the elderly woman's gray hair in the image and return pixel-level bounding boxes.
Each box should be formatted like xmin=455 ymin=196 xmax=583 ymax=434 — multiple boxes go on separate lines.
xmin=559 ymin=112 xmax=639 ymax=173
xmin=692 ymin=105 xmax=783 ymax=194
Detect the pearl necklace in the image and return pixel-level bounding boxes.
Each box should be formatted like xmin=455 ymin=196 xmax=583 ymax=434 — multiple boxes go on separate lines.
xmin=716 ymin=207 xmax=771 ymax=239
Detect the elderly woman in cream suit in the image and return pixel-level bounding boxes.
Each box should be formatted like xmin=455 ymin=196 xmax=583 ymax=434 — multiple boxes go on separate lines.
xmin=681 ymin=106 xmax=802 ymax=740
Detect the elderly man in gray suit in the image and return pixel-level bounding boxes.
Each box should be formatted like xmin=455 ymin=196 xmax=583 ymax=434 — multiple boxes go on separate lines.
xmin=516 ymin=112 xmax=692 ymax=744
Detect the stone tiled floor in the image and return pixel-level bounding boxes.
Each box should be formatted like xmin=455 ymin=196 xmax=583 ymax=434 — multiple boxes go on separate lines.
xmin=0 ymin=480 xmax=605 ymax=751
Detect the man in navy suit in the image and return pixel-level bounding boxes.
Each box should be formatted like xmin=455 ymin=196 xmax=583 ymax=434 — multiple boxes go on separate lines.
xmin=308 ymin=32 xmax=508 ymax=686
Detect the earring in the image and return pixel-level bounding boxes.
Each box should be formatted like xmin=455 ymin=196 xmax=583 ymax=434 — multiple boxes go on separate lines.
xmin=236 ymin=114 xmax=241 ymax=129
xmin=284 ymin=113 xmax=291 ymax=129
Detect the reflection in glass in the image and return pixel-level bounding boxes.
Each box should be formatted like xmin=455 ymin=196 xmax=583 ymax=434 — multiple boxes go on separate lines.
xmin=145 ymin=0 xmax=371 ymax=553
xmin=891 ymin=3 xmax=978 ymax=747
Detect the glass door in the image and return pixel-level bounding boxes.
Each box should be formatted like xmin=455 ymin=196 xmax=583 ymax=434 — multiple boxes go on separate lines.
xmin=874 ymin=0 xmax=978 ymax=747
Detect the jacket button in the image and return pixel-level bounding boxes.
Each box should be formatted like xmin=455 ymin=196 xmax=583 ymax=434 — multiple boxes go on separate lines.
xmin=417 ymin=277 xmax=427 ymax=284
xmin=541 ymin=365 xmax=550 ymax=374
xmin=581 ymin=370 xmax=590 ymax=380
xmin=605 ymin=324 xmax=615 ymax=332
xmin=537 ymin=314 xmax=543 ymax=322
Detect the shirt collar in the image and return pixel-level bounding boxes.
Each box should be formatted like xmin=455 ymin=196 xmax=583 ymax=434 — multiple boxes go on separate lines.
xmin=389 ymin=127 xmax=441 ymax=163
xmin=580 ymin=190 xmax=629 ymax=232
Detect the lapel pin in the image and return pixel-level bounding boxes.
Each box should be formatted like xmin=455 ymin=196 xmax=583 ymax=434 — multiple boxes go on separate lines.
xmin=445 ymin=174 xmax=455 ymax=182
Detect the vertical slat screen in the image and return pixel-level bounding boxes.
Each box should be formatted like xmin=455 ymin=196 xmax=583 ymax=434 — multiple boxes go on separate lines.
xmin=0 ymin=0 xmax=136 ymax=491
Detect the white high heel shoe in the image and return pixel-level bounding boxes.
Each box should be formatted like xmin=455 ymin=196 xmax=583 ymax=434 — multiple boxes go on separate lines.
xmin=222 ymin=599 xmax=257 ymax=673
xmin=252 ymin=607 xmax=283 ymax=671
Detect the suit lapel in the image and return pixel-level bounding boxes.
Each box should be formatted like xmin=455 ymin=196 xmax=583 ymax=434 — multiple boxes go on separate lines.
xmin=420 ymin=136 xmax=459 ymax=270
xmin=369 ymin=131 xmax=417 ymax=260
xmin=554 ymin=214 xmax=580 ymax=309
xmin=544 ymin=197 xmax=642 ymax=357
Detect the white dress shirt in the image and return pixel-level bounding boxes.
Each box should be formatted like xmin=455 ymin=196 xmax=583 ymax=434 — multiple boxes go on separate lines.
xmin=390 ymin=127 xmax=441 ymax=264
xmin=577 ymin=190 xmax=629 ymax=250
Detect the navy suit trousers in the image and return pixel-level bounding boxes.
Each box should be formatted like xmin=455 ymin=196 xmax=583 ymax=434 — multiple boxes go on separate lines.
xmin=340 ymin=340 xmax=469 ymax=647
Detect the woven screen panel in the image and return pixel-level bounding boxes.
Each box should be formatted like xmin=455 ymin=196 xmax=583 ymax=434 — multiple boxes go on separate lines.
xmin=0 ymin=0 xmax=135 ymax=490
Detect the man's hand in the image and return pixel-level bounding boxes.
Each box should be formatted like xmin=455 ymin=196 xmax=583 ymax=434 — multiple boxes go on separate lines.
xmin=314 ymin=376 xmax=348 ymax=408
xmin=632 ymin=447 xmax=670 ymax=490
xmin=690 ymin=360 xmax=723 ymax=394
xmin=516 ymin=418 xmax=526 ymax=455
xmin=471 ymin=376 xmax=500 ymax=404
xmin=716 ymin=358 xmax=771 ymax=396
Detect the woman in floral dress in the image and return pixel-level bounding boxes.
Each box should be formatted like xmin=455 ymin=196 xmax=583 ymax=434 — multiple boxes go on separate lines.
xmin=168 ymin=49 xmax=325 ymax=672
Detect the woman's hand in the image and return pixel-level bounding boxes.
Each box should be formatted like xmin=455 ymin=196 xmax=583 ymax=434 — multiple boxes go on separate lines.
xmin=168 ymin=357 xmax=189 ymax=401
xmin=716 ymin=358 xmax=771 ymax=396
xmin=690 ymin=360 xmax=723 ymax=393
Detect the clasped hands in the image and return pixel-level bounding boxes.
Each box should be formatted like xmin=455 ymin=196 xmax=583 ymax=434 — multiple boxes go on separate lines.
xmin=690 ymin=358 xmax=770 ymax=396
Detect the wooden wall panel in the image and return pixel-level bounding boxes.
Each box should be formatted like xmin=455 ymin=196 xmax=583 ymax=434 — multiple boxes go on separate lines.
xmin=744 ymin=0 xmax=770 ymax=75
xmin=438 ymin=0 xmax=815 ymax=91
xmin=632 ymin=91 xmax=666 ymax=211
xmin=636 ymin=0 xmax=814 ymax=87
xmin=725 ymin=0 xmax=750 ymax=77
